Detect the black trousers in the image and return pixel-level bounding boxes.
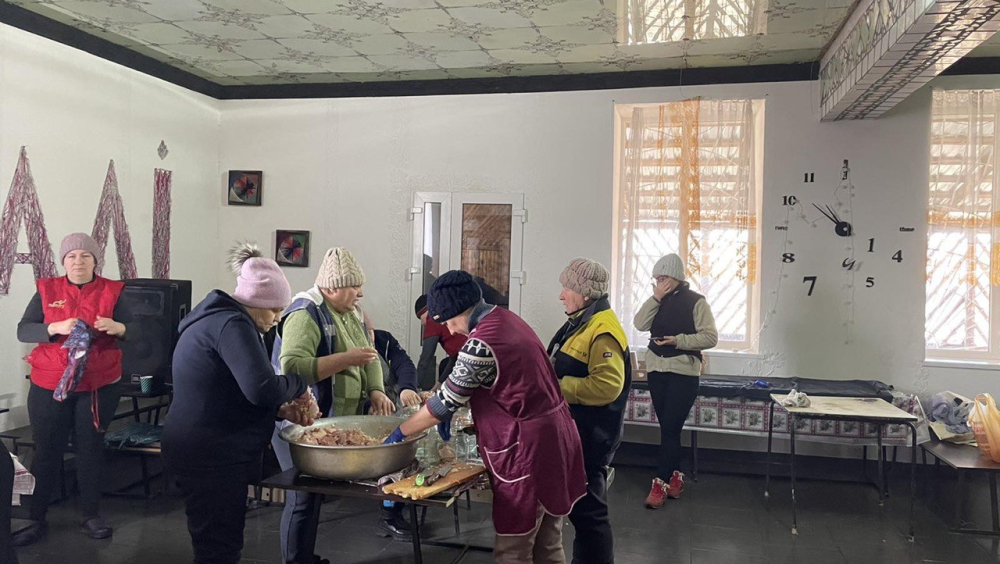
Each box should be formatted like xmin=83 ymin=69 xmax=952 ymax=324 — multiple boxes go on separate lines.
xmin=0 ymin=440 xmax=18 ymax=564
xmin=568 ymin=464 xmax=613 ymax=564
xmin=647 ymin=371 xmax=700 ymax=480
xmin=26 ymin=383 xmax=120 ymax=521
xmin=173 ymin=463 xmax=256 ymax=564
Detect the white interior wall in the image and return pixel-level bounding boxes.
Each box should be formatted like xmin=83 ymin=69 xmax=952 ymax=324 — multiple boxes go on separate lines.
xmin=4 ymin=18 xmax=1000 ymax=457
xmin=0 ymin=24 xmax=220 ymax=429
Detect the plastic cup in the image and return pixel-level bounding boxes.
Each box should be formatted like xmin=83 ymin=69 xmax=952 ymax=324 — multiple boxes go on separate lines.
xmin=139 ymin=375 xmax=154 ymax=394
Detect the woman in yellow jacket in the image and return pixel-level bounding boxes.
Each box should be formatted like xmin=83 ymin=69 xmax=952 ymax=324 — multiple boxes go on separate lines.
xmin=547 ymin=258 xmax=630 ymax=564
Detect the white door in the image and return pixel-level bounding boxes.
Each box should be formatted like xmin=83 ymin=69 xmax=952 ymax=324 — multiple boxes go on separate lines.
xmin=408 ymin=192 xmax=526 ymax=354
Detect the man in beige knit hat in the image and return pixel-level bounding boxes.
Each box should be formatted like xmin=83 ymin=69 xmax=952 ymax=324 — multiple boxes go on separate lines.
xmin=547 ymin=257 xmax=630 ymax=564
xmin=270 ymin=247 xmax=403 ymax=562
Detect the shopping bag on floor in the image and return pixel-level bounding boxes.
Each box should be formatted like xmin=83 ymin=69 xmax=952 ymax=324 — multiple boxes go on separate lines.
xmin=970 ymin=394 xmax=1000 ymax=462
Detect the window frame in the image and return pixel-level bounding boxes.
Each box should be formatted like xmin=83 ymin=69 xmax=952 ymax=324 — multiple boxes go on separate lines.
xmin=611 ymin=100 xmax=764 ymax=354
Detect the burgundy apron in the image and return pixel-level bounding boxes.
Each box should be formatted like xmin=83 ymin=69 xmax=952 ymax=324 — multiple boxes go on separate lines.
xmin=468 ymin=307 xmax=587 ymax=535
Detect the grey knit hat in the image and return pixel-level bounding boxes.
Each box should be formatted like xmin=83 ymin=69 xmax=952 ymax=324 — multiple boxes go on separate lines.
xmin=652 ymin=253 xmax=685 ymax=281
xmin=559 ymin=258 xmax=609 ymax=299
xmin=315 ymin=247 xmax=365 ymax=289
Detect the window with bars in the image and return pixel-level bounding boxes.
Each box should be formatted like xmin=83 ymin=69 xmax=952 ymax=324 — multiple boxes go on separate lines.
xmin=621 ymin=0 xmax=769 ymax=45
xmin=612 ymin=99 xmax=764 ymax=351
xmin=927 ymin=89 xmax=1000 ymax=360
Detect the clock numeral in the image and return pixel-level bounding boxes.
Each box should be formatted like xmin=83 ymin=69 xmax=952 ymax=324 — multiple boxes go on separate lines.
xmin=867 ymin=238 xmax=875 ymax=253
xmin=842 ymin=258 xmax=856 ymax=270
xmin=782 ymin=195 xmax=798 ymax=206
xmin=866 ymin=277 xmax=875 ymax=288
xmin=892 ymin=250 xmax=903 ymax=263
xmin=782 ymin=253 xmax=796 ymax=263
xmin=804 ymin=173 xmax=815 ymax=183
xmin=803 ymin=276 xmax=817 ymax=296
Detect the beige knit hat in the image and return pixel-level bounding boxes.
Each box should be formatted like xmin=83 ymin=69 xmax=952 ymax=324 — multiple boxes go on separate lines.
xmin=559 ymin=258 xmax=610 ymax=299
xmin=315 ymin=247 xmax=366 ymax=289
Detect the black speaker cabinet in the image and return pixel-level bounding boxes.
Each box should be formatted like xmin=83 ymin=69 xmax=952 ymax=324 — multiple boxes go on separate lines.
xmin=118 ymin=279 xmax=192 ymax=389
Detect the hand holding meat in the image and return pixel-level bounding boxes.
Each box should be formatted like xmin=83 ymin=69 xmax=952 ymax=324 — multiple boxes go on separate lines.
xmin=399 ymin=389 xmax=421 ymax=408
xmin=278 ymin=390 xmax=320 ymax=426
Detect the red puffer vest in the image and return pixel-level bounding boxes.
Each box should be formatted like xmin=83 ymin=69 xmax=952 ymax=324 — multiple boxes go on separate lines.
xmin=24 ymin=276 xmax=124 ymax=392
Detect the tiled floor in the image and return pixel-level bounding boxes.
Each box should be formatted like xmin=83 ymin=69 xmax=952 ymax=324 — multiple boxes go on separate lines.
xmin=11 ymin=461 xmax=1000 ymax=563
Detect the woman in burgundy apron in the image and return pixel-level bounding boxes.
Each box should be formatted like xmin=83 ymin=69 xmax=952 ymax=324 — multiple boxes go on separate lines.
xmin=385 ymin=270 xmax=586 ymax=564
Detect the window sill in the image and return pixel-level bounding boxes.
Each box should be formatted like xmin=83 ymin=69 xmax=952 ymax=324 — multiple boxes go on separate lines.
xmin=923 ymin=359 xmax=1000 ymax=371
xmin=633 ymin=348 xmax=763 ymax=360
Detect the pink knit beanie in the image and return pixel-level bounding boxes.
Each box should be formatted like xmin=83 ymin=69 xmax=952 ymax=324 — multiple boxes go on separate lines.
xmin=233 ymin=257 xmax=291 ymax=309
xmin=59 ymin=233 xmax=101 ymax=263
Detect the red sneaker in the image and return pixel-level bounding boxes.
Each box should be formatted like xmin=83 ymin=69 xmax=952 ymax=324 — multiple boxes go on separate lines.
xmin=667 ymin=471 xmax=685 ymax=499
xmin=645 ymin=478 xmax=668 ymax=509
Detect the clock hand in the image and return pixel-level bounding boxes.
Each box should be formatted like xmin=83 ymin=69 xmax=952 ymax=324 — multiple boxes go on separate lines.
xmin=812 ymin=203 xmax=838 ymax=224
xmin=827 ymin=205 xmax=842 ymax=222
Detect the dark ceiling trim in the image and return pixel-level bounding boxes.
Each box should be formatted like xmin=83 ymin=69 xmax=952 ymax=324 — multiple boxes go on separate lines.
xmin=941 ymin=57 xmax=1000 ymax=76
xmin=0 ymin=1 xmax=223 ymax=98
xmin=220 ymin=63 xmax=820 ymax=99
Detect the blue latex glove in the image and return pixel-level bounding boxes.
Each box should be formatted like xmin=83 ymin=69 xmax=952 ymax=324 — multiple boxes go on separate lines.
xmin=383 ymin=426 xmax=406 ymax=445
xmin=437 ymin=420 xmax=451 ymax=442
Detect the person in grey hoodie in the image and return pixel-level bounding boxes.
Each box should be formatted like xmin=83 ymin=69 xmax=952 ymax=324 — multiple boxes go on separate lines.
xmin=163 ymin=245 xmax=317 ymax=564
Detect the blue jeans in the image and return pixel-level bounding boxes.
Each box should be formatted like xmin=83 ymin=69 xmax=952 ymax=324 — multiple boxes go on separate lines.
xmin=272 ymin=421 xmax=321 ymax=564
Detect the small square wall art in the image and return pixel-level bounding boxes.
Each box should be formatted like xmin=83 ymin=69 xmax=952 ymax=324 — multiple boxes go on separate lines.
xmin=227 ymin=170 xmax=262 ymax=206
xmin=276 ymin=230 xmax=310 ymax=268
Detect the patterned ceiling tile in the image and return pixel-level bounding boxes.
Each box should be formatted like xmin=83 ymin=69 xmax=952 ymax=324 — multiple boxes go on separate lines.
xmin=173 ymin=20 xmax=268 ymax=40
xmin=52 ymin=1 xmax=158 ymax=23
xmin=448 ymin=7 xmax=534 ymax=29
xmin=489 ymin=48 xmax=559 ymax=64
xmin=138 ymin=0 xmax=204 ymax=21
xmin=476 ymin=27 xmax=542 ymax=49
xmin=126 ymin=22 xmax=193 ymax=45
xmin=157 ymin=41 xmax=246 ymax=60
xmin=226 ymin=38 xmax=289 ymax=59
xmin=404 ymin=31 xmax=481 ymax=51
xmin=305 ymin=12 xmax=396 ymax=35
xmin=209 ymin=59 xmax=274 ymax=76
xmin=555 ymin=44 xmax=614 ymax=64
xmin=433 ymin=49 xmax=493 ymax=68
xmin=318 ymin=56 xmax=381 ymax=73
xmin=7 ymin=0 xmax=910 ymax=86
xmin=350 ymin=33 xmax=411 ymax=55
xmin=386 ymin=8 xmax=454 ymax=33
xmin=252 ymin=14 xmax=317 ymax=38
xmin=276 ymin=37 xmax=358 ymax=57
xmin=539 ymin=24 xmax=613 ymax=46
xmin=198 ymin=0 xmax=291 ymax=16
xmin=366 ymin=53 xmax=441 ymax=71
xmin=530 ymin=0 xmax=606 ymax=27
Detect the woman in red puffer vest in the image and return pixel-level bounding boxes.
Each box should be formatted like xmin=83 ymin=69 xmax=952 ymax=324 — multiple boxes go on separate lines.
xmin=14 ymin=233 xmax=135 ymax=547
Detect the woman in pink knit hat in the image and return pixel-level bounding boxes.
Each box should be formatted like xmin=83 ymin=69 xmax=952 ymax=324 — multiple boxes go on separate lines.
xmin=15 ymin=232 xmax=135 ymax=546
xmin=162 ymin=243 xmax=318 ymax=564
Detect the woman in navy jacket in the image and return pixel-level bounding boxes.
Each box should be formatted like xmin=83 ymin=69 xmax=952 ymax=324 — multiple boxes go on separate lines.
xmin=163 ymin=245 xmax=317 ymax=564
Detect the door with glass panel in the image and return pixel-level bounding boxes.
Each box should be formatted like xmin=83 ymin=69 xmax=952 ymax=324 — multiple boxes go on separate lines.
xmin=408 ymin=192 xmax=525 ymax=355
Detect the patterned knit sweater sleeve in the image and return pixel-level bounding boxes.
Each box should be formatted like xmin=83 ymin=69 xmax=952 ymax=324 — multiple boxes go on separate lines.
xmin=426 ymin=337 xmax=497 ymax=420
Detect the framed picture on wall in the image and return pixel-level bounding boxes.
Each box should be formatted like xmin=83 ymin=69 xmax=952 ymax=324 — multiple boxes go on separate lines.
xmin=227 ymin=170 xmax=262 ymax=206
xmin=275 ymin=230 xmax=310 ymax=268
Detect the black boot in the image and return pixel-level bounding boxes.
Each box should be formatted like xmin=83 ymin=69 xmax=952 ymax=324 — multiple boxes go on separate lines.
xmin=12 ymin=520 xmax=46 ymax=546
xmin=377 ymin=505 xmax=413 ymax=542
xmin=80 ymin=516 xmax=113 ymax=539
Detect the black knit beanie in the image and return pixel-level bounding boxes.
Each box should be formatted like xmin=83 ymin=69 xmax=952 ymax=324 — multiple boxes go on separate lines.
xmin=414 ymin=294 xmax=428 ymax=318
xmin=427 ymin=270 xmax=482 ymax=323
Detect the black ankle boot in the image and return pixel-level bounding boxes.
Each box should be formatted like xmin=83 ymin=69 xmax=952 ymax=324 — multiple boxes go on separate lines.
xmin=377 ymin=506 xmax=413 ymax=541
xmin=12 ymin=520 xmax=46 ymax=546
xmin=80 ymin=516 xmax=113 ymax=539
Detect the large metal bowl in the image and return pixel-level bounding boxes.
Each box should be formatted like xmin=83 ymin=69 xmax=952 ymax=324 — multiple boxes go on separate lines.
xmin=278 ymin=416 xmax=427 ymax=481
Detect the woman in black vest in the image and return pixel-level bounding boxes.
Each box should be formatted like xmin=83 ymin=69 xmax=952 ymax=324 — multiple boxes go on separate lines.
xmin=633 ymin=253 xmax=717 ymax=510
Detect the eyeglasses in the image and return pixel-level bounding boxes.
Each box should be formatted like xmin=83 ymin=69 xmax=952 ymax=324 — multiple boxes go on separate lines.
xmin=652 ymin=276 xmax=671 ymax=283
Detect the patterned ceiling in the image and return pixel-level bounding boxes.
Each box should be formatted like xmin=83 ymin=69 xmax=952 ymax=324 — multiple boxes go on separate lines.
xmin=4 ymin=0 xmax=869 ymax=85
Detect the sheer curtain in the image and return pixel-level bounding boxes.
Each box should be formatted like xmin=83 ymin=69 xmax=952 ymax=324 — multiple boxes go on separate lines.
xmin=927 ymin=90 xmax=1000 ymax=353
xmin=627 ymin=0 xmax=768 ymax=44
xmin=615 ymin=99 xmax=760 ymax=349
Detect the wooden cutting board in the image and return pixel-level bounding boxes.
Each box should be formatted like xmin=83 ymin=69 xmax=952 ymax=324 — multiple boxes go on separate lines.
xmin=382 ymin=462 xmax=486 ymax=500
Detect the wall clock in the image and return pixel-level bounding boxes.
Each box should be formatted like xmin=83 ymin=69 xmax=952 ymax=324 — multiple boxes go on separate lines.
xmin=776 ymin=160 xmax=908 ymax=297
